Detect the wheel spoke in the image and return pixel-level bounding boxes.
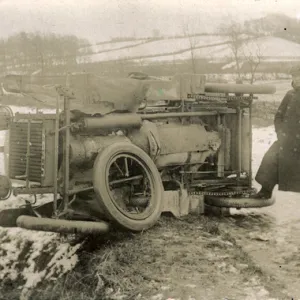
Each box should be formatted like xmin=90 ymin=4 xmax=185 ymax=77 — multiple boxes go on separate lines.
xmin=106 ymin=154 xmax=156 ymax=218
xmin=113 ymin=161 xmax=124 ymax=176
xmin=124 ymin=157 xmax=129 ymax=177
xmin=110 ymin=175 xmax=143 ymax=185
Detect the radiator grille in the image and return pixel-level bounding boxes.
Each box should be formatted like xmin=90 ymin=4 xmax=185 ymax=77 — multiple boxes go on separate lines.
xmin=9 ymin=121 xmax=43 ymax=183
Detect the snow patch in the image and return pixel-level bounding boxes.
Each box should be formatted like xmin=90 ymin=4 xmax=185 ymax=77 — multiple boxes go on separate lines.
xmin=252 ymin=125 xmax=277 ymax=178
xmin=0 ymin=227 xmax=81 ymax=300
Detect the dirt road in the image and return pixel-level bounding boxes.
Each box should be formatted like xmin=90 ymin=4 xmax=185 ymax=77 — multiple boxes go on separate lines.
xmin=213 ymin=125 xmax=300 ymax=299
xmin=210 ymin=125 xmax=300 ymax=300
xmin=141 ymin=124 xmax=300 ymax=300
xmin=218 ymin=191 xmax=300 ymax=300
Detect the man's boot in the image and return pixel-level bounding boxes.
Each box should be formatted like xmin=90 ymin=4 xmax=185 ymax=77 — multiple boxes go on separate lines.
xmin=252 ymin=187 xmax=273 ymax=199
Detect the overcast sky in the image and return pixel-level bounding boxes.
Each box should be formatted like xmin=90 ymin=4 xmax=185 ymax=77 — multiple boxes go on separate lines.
xmin=0 ymin=0 xmax=300 ymax=43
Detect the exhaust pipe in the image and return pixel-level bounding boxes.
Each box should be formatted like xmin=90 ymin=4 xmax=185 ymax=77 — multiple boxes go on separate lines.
xmin=16 ymin=215 xmax=110 ymax=235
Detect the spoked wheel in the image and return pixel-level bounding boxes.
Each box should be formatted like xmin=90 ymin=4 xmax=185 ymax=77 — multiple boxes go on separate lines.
xmin=93 ymin=142 xmax=164 ymax=231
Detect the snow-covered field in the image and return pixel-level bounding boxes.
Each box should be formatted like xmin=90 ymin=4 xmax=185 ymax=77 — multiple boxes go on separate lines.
xmin=77 ymin=35 xmax=300 ymax=64
xmin=80 ymin=35 xmax=228 ymax=63
xmin=78 ymin=39 xmax=148 ymax=54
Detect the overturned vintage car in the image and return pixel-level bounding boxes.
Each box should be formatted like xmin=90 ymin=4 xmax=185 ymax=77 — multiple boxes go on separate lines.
xmin=0 ymin=72 xmax=276 ymax=234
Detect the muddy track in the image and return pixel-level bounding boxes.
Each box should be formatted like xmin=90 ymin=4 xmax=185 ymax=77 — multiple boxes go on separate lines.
xmin=24 ymin=213 xmax=294 ymax=300
xmin=217 ymin=193 xmax=300 ymax=300
xmin=148 ymin=215 xmax=289 ymax=300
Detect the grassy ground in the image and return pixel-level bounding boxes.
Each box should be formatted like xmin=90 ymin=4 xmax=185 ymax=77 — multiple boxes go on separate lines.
xmin=5 ymin=214 xmax=283 ymax=300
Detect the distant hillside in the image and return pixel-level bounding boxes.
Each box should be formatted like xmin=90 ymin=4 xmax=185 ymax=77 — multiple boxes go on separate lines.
xmin=76 ymin=13 xmax=300 ymax=66
xmin=1 ymin=13 xmax=300 ymax=78
xmin=245 ymin=13 xmax=300 ymax=43
xmin=77 ymin=36 xmax=300 ymax=64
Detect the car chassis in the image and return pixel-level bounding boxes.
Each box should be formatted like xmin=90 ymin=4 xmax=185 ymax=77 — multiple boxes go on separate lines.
xmin=0 ymin=73 xmax=276 ymax=234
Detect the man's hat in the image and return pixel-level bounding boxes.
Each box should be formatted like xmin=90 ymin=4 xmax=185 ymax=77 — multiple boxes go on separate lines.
xmin=289 ymin=64 xmax=300 ymax=76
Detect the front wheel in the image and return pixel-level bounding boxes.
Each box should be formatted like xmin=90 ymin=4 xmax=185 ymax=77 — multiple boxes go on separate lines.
xmin=93 ymin=142 xmax=164 ymax=232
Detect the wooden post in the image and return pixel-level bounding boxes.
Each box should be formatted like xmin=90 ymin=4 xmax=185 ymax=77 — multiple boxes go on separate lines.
xmin=63 ymin=93 xmax=71 ymax=212
xmin=53 ymin=93 xmax=60 ymax=216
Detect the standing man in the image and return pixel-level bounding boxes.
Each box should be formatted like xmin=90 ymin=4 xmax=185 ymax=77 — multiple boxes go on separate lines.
xmin=254 ymin=64 xmax=300 ymax=199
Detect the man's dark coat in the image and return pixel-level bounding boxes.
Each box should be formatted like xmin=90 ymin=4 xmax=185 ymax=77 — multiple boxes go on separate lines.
xmin=255 ymin=86 xmax=300 ymax=192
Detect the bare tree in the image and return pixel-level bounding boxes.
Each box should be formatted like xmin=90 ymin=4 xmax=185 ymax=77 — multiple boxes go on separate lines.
xmin=242 ymin=42 xmax=263 ymax=84
xmin=219 ymin=18 xmax=265 ymax=83
xmin=219 ymin=20 xmax=246 ymax=80
xmin=182 ymin=22 xmax=199 ymax=74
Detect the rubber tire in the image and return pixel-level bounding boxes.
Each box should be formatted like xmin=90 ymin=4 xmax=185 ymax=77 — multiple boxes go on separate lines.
xmin=93 ymin=142 xmax=164 ymax=232
xmin=204 ymin=195 xmax=275 ymax=208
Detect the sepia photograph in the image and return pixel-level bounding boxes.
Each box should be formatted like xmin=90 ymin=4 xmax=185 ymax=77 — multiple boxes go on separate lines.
xmin=0 ymin=0 xmax=300 ymax=299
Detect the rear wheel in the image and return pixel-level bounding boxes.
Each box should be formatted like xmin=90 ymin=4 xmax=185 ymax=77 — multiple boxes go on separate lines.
xmin=93 ymin=142 xmax=164 ymax=231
